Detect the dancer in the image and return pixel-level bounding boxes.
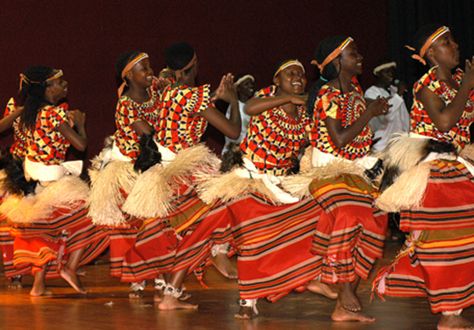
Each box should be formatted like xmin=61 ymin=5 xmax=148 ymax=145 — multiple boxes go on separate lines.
xmin=88 ymin=51 xmax=177 ymax=300
xmin=373 ymin=25 xmax=474 ymax=330
xmin=0 ymin=66 xmax=108 ymax=296
xmin=295 ymin=36 xmax=389 ymax=322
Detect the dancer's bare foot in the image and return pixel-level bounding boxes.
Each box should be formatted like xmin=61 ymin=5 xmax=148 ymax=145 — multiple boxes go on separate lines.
xmin=438 ymin=315 xmax=474 ymax=330
xmin=60 ymin=267 xmax=86 ymax=294
xmin=30 ymin=287 xmax=53 ymax=297
xmin=234 ymin=306 xmax=258 ymax=320
xmin=158 ymin=295 xmax=198 ymax=310
xmin=331 ymin=301 xmax=375 ymax=323
xmin=339 ymin=284 xmax=361 ymax=312
xmin=212 ymin=253 xmax=237 ymax=279
xmin=307 ymin=280 xmax=338 ymax=300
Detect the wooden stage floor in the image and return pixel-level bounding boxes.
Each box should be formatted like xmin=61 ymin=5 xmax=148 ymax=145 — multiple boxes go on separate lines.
xmin=0 ymin=242 xmax=472 ymax=330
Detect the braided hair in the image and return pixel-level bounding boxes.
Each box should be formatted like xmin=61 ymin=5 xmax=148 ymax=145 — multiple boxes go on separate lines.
xmin=19 ymin=66 xmax=56 ymax=130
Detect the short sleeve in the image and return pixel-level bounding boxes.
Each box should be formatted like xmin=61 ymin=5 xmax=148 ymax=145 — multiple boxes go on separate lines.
xmin=3 ymin=97 xmax=16 ymax=117
xmin=188 ymin=84 xmax=211 ymax=114
xmin=364 ymin=87 xmax=381 ymax=100
xmin=48 ymin=106 xmax=67 ymax=128
xmin=116 ymin=98 xmax=141 ymax=126
xmin=320 ymin=92 xmax=341 ymax=120
xmin=254 ymin=86 xmax=276 ymax=99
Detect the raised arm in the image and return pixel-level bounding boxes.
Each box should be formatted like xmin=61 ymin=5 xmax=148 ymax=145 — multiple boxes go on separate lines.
xmin=201 ymin=73 xmax=241 ymax=139
xmin=418 ymin=58 xmax=474 ymax=132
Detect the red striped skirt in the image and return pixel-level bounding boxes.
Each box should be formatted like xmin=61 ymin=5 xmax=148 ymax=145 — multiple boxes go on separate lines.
xmin=109 ymin=217 xmax=177 ymax=283
xmin=309 ymin=174 xmax=387 ymax=283
xmin=373 ymin=159 xmax=474 ymax=313
xmin=167 ymin=184 xmax=232 ymax=278
xmin=225 ymin=194 xmax=321 ymax=301
xmin=10 ymin=201 xmax=109 ymax=278
xmin=0 ymin=217 xmax=28 ymax=278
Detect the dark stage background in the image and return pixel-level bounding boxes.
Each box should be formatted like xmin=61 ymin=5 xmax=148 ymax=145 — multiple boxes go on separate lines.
xmin=0 ymin=0 xmax=472 ymax=160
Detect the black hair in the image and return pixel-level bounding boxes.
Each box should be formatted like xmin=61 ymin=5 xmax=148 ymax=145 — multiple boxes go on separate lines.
xmin=411 ymin=24 xmax=443 ymax=65
xmin=307 ymin=35 xmax=348 ymax=117
xmin=0 ymin=152 xmax=37 ymax=196
xmin=164 ymin=42 xmax=195 ymax=71
xmin=115 ymin=51 xmax=142 ymax=90
xmin=19 ymin=66 xmax=56 ymax=130
xmin=220 ymin=143 xmax=243 ymax=173
xmin=134 ymin=132 xmax=162 ymax=173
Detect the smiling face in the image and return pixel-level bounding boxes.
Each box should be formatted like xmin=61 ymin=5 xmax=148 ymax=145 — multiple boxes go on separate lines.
xmin=127 ymin=58 xmax=154 ymax=89
xmin=337 ymin=42 xmax=363 ymax=76
xmin=274 ymin=64 xmax=307 ymax=95
xmin=426 ymin=32 xmax=459 ymax=69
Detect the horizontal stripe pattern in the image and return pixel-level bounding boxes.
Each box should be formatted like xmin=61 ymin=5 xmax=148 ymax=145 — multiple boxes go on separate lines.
xmin=373 ymin=228 xmax=474 ymax=313
xmin=225 ymin=194 xmax=321 ymax=300
xmin=110 ymin=218 xmax=177 ymax=283
xmin=11 ymin=202 xmax=109 ymax=278
xmin=400 ymin=160 xmax=474 ymax=231
xmin=310 ymin=173 xmax=387 ymax=283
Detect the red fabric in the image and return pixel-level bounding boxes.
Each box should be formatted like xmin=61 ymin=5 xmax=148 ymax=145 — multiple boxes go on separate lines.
xmin=109 ymin=218 xmax=177 ymax=283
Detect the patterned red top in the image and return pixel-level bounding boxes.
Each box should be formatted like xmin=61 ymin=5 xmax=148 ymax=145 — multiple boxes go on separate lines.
xmin=309 ymin=78 xmax=372 ymax=160
xmin=27 ymin=105 xmax=70 ymax=165
xmin=3 ymin=98 xmax=28 ymax=159
xmin=240 ymin=86 xmax=311 ymax=176
xmin=411 ymin=66 xmax=474 ymax=151
xmin=113 ymin=78 xmax=161 ymax=160
xmin=155 ymin=84 xmax=211 ymax=153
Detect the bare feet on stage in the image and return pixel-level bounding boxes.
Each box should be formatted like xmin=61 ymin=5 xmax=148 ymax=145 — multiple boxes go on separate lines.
xmin=60 ymin=267 xmax=87 ymax=294
xmin=307 ymin=280 xmax=338 ymax=300
xmin=212 ymin=253 xmax=238 ymax=279
xmin=158 ymin=295 xmax=198 ymax=311
xmin=234 ymin=306 xmax=258 ymax=320
xmin=438 ymin=315 xmax=474 ymax=330
xmin=30 ymin=287 xmax=53 ymax=297
xmin=331 ymin=301 xmax=375 ymax=323
xmin=338 ymin=283 xmax=361 ymax=312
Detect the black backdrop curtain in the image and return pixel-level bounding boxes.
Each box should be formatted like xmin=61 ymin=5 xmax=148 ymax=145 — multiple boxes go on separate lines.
xmin=389 ymin=0 xmax=474 ymax=88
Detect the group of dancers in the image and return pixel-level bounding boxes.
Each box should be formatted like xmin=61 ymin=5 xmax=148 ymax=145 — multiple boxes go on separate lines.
xmin=0 ymin=24 xmax=473 ymax=329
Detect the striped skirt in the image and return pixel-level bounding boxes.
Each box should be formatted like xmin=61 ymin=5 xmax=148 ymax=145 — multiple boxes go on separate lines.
xmin=11 ymin=201 xmax=109 ymax=278
xmin=225 ymin=194 xmax=321 ymax=301
xmin=309 ymin=174 xmax=387 ymax=283
xmin=109 ymin=217 xmax=177 ymax=283
xmin=0 ymin=217 xmax=28 ymax=278
xmin=373 ymin=159 xmax=474 ymax=313
xmin=166 ymin=184 xmax=232 ymax=279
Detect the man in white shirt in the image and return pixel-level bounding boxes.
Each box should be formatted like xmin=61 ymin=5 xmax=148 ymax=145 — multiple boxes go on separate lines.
xmin=365 ymin=61 xmax=410 ymax=152
xmin=222 ymin=74 xmax=255 ymax=155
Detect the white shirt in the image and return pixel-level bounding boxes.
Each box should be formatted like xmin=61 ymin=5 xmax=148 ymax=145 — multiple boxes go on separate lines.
xmin=221 ymin=100 xmax=251 ymax=155
xmin=365 ymin=85 xmax=410 ymax=152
